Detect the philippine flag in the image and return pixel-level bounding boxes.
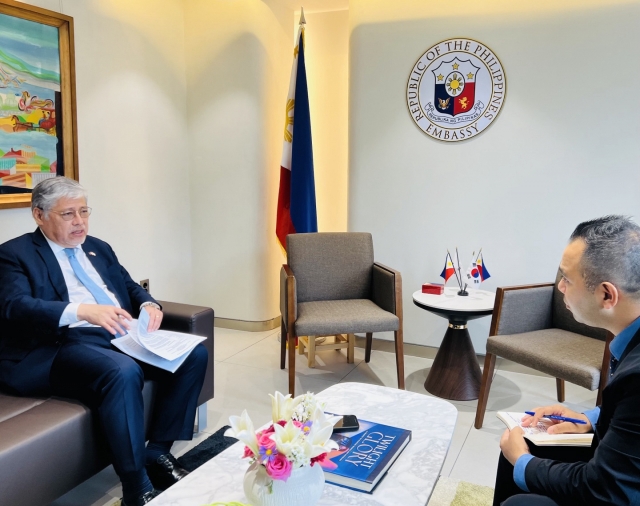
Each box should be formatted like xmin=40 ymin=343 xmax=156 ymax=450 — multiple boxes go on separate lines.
xmin=466 ymin=253 xmax=491 ymax=285
xmin=440 ymin=252 xmax=456 ymax=283
xmin=477 ymin=254 xmax=491 ymax=282
xmin=275 ymin=20 xmax=318 ymax=251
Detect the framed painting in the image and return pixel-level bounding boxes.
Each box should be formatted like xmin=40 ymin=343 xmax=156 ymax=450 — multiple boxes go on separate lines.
xmin=0 ymin=0 xmax=77 ymax=210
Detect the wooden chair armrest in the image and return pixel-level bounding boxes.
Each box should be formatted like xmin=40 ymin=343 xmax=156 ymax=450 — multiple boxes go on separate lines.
xmin=372 ymin=262 xmax=403 ymax=322
xmin=280 ymin=264 xmax=297 ymax=331
xmin=490 ymin=282 xmax=555 ymax=336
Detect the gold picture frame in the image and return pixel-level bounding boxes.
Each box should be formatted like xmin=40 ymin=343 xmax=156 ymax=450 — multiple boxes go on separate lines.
xmin=0 ymin=0 xmax=78 ymax=210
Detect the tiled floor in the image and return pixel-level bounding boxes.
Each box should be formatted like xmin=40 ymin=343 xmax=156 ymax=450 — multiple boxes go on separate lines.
xmin=50 ymin=328 xmax=598 ymax=505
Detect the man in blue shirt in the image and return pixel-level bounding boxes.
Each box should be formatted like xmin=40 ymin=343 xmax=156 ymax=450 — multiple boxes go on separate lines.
xmin=0 ymin=178 xmax=208 ymax=506
xmin=494 ymin=215 xmax=640 ymax=506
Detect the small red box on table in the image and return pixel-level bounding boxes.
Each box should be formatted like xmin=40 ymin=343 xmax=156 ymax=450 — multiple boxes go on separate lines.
xmin=422 ymin=283 xmax=444 ymax=295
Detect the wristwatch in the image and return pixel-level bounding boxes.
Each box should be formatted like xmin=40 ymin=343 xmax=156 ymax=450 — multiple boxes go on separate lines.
xmin=140 ymin=301 xmax=161 ymax=311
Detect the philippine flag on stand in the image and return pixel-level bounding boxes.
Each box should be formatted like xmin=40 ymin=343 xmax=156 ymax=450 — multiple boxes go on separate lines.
xmin=466 ymin=253 xmax=491 ymax=285
xmin=276 ymin=17 xmax=317 ymax=251
xmin=440 ymin=252 xmax=456 ymax=283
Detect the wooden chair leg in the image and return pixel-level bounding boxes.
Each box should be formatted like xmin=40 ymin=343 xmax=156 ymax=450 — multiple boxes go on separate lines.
xmin=288 ymin=332 xmax=296 ymax=396
xmin=365 ymin=332 xmax=373 ymax=363
xmin=347 ymin=333 xmax=355 ymax=363
xmin=280 ymin=321 xmax=286 ymax=369
xmin=394 ymin=329 xmax=405 ymax=390
xmin=474 ymin=353 xmax=497 ymax=429
xmin=308 ymin=335 xmax=316 ymax=368
xmin=298 ymin=336 xmax=305 ymax=355
xmin=556 ymin=378 xmax=565 ymax=402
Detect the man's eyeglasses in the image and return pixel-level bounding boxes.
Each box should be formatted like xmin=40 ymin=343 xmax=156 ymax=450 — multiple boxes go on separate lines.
xmin=43 ymin=207 xmax=92 ymax=221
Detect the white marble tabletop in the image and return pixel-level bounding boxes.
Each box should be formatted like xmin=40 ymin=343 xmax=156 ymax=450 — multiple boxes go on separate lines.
xmin=413 ymin=287 xmax=495 ymax=312
xmin=148 ymin=383 xmax=457 ymax=506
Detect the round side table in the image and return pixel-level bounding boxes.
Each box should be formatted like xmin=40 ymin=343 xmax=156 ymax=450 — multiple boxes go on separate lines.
xmin=413 ymin=287 xmax=495 ymax=401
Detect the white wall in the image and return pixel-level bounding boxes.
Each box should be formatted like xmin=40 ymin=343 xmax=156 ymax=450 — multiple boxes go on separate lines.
xmin=4 ymin=0 xmax=193 ymax=302
xmin=349 ymin=0 xmax=640 ymax=351
xmin=303 ymin=8 xmax=349 ymax=233
xmin=183 ymin=0 xmax=293 ymax=321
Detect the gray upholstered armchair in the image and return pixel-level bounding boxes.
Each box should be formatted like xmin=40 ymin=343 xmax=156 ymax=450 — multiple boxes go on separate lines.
xmin=280 ymin=232 xmax=405 ymax=396
xmin=474 ymin=273 xmax=613 ymax=429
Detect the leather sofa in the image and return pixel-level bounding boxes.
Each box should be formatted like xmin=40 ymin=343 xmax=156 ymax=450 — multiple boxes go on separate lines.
xmin=0 ymin=301 xmax=214 ymax=506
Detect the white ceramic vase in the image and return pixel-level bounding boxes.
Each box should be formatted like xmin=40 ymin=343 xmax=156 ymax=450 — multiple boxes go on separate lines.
xmin=243 ymin=461 xmax=325 ymax=506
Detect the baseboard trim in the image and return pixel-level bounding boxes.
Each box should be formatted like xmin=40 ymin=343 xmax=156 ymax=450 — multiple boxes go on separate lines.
xmin=214 ymin=315 xmax=281 ymax=332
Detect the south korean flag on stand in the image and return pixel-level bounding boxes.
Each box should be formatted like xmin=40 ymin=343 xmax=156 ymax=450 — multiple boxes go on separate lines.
xmin=466 ymin=252 xmax=491 ymax=286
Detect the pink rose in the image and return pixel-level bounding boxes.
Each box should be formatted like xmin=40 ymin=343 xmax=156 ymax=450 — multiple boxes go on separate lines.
xmin=265 ymin=453 xmax=292 ymax=481
xmin=243 ymin=446 xmax=255 ymax=458
xmin=258 ymin=433 xmax=276 ymax=450
xmin=260 ymin=424 xmax=276 ymax=435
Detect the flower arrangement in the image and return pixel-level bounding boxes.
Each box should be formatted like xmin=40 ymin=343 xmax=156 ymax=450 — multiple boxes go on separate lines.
xmin=225 ymin=391 xmax=339 ymax=486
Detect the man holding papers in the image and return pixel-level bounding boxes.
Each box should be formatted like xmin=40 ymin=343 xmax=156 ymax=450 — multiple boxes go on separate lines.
xmin=0 ymin=177 xmax=207 ymax=506
xmin=494 ymin=215 xmax=640 ymax=505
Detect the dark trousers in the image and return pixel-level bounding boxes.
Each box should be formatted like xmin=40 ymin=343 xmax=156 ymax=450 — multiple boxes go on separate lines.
xmin=493 ymin=441 xmax=593 ymax=506
xmin=49 ymin=328 xmax=208 ymax=476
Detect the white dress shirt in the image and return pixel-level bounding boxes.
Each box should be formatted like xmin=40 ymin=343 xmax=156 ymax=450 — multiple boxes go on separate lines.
xmin=43 ymin=234 xmax=121 ymax=327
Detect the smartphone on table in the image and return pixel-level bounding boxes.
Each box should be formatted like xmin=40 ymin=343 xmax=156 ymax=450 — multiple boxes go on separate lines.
xmin=332 ymin=414 xmax=359 ymax=433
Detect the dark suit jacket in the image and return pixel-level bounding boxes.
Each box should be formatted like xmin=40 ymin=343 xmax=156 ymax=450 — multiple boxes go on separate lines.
xmin=0 ymin=228 xmax=157 ymax=396
xmin=525 ymin=327 xmax=640 ymax=505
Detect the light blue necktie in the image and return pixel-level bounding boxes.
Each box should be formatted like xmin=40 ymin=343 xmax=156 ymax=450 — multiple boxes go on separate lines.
xmin=64 ymin=248 xmax=116 ymax=307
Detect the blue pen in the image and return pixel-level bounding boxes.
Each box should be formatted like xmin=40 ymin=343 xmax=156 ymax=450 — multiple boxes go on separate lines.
xmin=525 ymin=411 xmax=587 ymax=424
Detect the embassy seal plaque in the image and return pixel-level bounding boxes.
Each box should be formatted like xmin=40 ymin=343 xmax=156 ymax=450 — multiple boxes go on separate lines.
xmin=406 ymin=38 xmax=506 ymax=142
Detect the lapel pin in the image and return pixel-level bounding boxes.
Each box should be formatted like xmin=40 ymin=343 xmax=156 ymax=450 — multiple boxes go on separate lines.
xmin=88 ymin=251 xmax=96 ymax=256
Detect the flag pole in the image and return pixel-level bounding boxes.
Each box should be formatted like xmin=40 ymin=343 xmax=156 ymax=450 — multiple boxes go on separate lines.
xmin=458 ymin=249 xmax=474 ymax=297
xmin=448 ymin=249 xmax=462 ymax=289
xmin=455 ymin=247 xmax=465 ymax=294
xmin=299 ymin=6 xmax=306 ymax=25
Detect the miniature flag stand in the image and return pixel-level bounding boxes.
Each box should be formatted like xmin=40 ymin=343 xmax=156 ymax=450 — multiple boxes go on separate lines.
xmin=440 ymin=248 xmax=491 ymax=296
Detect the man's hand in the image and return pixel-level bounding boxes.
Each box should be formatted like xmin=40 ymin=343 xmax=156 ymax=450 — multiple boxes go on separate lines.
xmin=500 ymin=427 xmax=530 ymax=466
xmin=78 ymin=304 xmax=132 ymax=336
xmin=144 ymin=305 xmax=163 ymax=332
xmin=522 ymin=404 xmax=592 ymax=434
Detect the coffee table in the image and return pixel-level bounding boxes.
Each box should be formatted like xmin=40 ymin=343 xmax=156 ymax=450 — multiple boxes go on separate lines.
xmin=148 ymin=383 xmax=457 ymax=506
xmin=413 ymin=287 xmax=495 ymax=401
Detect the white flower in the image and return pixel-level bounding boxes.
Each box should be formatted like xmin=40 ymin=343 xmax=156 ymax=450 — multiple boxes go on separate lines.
xmin=226 ymin=409 xmax=259 ymax=456
xmin=305 ymin=409 xmax=339 ymax=457
xmin=271 ymin=419 xmax=304 ymax=457
xmin=293 ymin=392 xmax=326 ymax=422
xmin=269 ymin=391 xmax=303 ymax=423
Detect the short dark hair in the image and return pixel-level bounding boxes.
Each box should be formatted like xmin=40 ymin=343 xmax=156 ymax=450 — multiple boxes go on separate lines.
xmin=570 ymin=215 xmax=640 ymax=298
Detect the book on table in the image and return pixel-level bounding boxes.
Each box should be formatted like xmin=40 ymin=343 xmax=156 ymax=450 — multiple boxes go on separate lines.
xmin=496 ymin=412 xmax=593 ymax=447
xmin=323 ymin=417 xmax=411 ymax=493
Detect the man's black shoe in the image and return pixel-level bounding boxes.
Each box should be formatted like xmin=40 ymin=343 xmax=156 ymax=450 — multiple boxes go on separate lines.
xmin=121 ymin=488 xmax=161 ymax=506
xmin=146 ymin=454 xmax=190 ymax=490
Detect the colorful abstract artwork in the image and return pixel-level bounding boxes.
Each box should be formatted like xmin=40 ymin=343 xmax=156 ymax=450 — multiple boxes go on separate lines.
xmin=0 ymin=12 xmax=61 ymax=193
xmin=0 ymin=1 xmax=77 ymax=210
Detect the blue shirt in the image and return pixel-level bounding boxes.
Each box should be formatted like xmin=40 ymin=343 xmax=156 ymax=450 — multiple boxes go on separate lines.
xmin=513 ymin=315 xmax=640 ymax=492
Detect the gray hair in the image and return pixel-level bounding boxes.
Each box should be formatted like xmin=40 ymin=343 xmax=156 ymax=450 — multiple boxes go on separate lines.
xmin=570 ymin=215 xmax=640 ymax=298
xmin=31 ymin=177 xmax=88 ymax=217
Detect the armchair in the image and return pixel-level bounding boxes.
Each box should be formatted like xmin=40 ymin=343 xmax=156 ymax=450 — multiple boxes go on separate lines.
xmin=474 ymin=273 xmax=612 ymax=429
xmin=280 ymin=232 xmax=405 ymax=396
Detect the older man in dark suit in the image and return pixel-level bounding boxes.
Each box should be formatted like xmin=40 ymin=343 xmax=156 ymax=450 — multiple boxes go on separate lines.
xmin=0 ymin=177 xmax=208 ymax=506
xmin=494 ymin=215 xmax=640 ymax=505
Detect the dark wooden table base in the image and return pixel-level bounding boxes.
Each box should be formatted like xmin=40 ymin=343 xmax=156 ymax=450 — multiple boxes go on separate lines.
xmin=424 ymin=325 xmax=482 ymax=401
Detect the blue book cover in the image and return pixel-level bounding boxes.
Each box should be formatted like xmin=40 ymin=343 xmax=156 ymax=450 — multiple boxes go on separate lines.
xmin=323 ymin=418 xmax=412 ymax=493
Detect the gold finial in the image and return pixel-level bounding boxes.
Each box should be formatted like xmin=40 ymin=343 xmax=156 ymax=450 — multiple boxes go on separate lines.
xmin=299 ymin=7 xmax=306 ymax=25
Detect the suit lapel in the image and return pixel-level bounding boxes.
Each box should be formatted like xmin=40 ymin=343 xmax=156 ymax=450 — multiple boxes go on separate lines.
xmin=32 ymin=228 xmax=69 ymax=301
